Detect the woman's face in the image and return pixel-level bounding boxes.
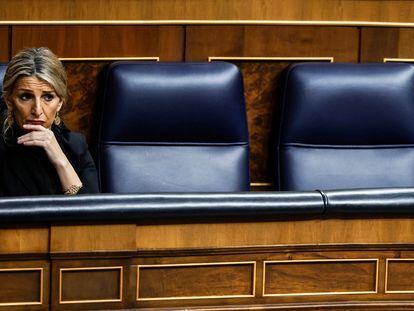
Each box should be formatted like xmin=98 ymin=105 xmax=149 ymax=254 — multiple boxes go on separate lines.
xmin=7 ymin=76 xmax=63 ymax=130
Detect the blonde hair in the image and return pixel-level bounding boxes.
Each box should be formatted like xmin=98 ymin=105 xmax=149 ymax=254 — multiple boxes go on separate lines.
xmin=2 ymin=47 xmax=68 ymax=103
xmin=1 ymin=47 xmax=68 ymax=139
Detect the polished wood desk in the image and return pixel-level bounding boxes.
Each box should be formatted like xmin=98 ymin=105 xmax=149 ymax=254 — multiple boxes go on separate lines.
xmin=0 ymin=193 xmax=413 ymax=310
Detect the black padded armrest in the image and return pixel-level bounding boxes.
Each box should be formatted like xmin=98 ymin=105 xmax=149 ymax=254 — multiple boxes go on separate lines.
xmin=323 ymin=187 xmax=414 ymax=216
xmin=0 ymin=192 xmax=324 ymax=224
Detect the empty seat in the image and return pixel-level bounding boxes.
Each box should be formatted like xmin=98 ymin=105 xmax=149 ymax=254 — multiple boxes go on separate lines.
xmin=98 ymin=62 xmax=249 ymax=193
xmin=278 ymin=62 xmax=414 ymax=191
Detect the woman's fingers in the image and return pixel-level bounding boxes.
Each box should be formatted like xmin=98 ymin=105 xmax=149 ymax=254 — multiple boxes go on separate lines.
xmin=17 ymin=139 xmax=49 ymax=148
xmin=17 ymin=125 xmax=67 ymax=167
xmin=22 ymin=124 xmax=47 ymax=132
xmin=17 ymin=131 xmax=53 ymax=144
xmin=17 ymin=125 xmax=55 ymax=148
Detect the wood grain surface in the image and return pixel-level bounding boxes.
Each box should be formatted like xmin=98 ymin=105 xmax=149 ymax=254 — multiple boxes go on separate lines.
xmin=0 ymin=228 xmax=49 ymax=254
xmin=0 ymin=269 xmax=42 ymax=304
xmin=60 ymin=268 xmax=121 ymax=302
xmin=386 ymin=260 xmax=414 ymax=292
xmin=1 ymin=0 xmax=414 ymax=23
xmin=264 ymin=260 xmax=377 ymax=295
xmin=138 ymin=263 xmax=254 ymax=299
xmin=51 ymin=224 xmax=136 ymax=253
xmin=62 ymin=61 xmax=107 ymax=141
xmin=136 ymin=218 xmax=414 ymax=249
xmin=0 ymin=26 xmax=9 ymax=62
xmin=11 ymin=25 xmax=184 ymax=60
xmin=186 ymin=26 xmax=359 ymax=61
xmin=361 ymin=27 xmax=414 ymax=62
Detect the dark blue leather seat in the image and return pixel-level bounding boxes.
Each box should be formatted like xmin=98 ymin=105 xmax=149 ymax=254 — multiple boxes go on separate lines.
xmin=278 ymin=63 xmax=414 ymax=191
xmin=98 ymin=62 xmax=249 ymax=193
xmin=0 ymin=63 xmax=7 ymax=107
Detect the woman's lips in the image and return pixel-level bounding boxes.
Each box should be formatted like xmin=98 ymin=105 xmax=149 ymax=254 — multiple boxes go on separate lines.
xmin=25 ymin=120 xmax=45 ymax=125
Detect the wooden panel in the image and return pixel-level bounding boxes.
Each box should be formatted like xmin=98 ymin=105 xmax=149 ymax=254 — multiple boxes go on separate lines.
xmin=51 ymin=224 xmax=136 ymax=253
xmin=0 ymin=26 xmax=8 ymax=62
xmin=0 ymin=227 xmax=49 ymax=254
xmin=186 ymin=26 xmax=358 ymax=184
xmin=0 ymin=269 xmax=42 ymax=305
xmin=386 ymin=259 xmax=414 ymax=293
xmin=136 ymin=218 xmax=414 ymax=249
xmin=0 ymin=260 xmax=49 ymax=309
xmin=60 ymin=267 xmax=122 ymax=303
xmin=11 ymin=25 xmax=184 ymax=60
xmin=137 ymin=262 xmax=255 ymax=300
xmin=62 ymin=61 xmax=107 ymax=140
xmin=361 ymin=27 xmax=414 ymax=62
xmin=1 ymin=0 xmax=414 ymax=23
xmin=238 ymin=61 xmax=281 ymax=184
xmin=264 ymin=260 xmax=377 ymax=296
xmin=132 ymin=249 xmax=412 ymax=309
xmin=186 ymin=26 xmax=358 ymax=61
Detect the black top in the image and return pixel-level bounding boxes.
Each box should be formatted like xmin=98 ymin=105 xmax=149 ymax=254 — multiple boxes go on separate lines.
xmin=0 ymin=124 xmax=99 ymax=196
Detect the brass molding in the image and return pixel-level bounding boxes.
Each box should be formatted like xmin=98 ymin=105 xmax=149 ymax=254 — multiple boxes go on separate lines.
xmin=209 ymin=56 xmax=334 ymax=62
xmin=0 ymin=268 xmax=43 ymax=306
xmin=385 ymin=258 xmax=414 ymax=294
xmin=262 ymin=258 xmax=379 ymax=297
xmin=3 ymin=20 xmax=414 ymax=28
xmin=59 ymin=56 xmax=159 ymax=61
xmin=59 ymin=266 xmax=123 ymax=304
xmin=137 ymin=261 xmax=256 ymax=301
xmin=383 ymin=58 xmax=414 ymax=63
xmin=250 ymin=182 xmax=273 ymax=187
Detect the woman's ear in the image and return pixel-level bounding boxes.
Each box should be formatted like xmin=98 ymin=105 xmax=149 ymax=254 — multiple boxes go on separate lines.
xmin=57 ymin=99 xmax=64 ymax=112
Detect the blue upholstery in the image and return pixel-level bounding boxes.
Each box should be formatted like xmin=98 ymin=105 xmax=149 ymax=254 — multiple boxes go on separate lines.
xmin=0 ymin=63 xmax=7 ymax=107
xmin=99 ymin=62 xmax=249 ymax=193
xmin=279 ymin=62 xmax=414 ymax=191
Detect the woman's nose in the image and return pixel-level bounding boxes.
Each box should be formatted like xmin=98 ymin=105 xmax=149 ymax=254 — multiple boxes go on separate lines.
xmin=31 ymin=98 xmax=43 ymax=117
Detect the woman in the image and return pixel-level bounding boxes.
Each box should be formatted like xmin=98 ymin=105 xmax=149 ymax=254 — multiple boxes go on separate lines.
xmin=0 ymin=47 xmax=99 ymax=196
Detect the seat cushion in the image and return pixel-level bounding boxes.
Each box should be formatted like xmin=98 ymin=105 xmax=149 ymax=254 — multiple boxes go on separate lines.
xmin=99 ymin=62 xmax=250 ymax=192
xmin=279 ymin=63 xmax=414 ymax=191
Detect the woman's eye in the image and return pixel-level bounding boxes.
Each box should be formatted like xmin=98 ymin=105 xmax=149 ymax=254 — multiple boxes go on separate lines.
xmin=19 ymin=93 xmax=32 ymax=101
xmin=43 ymin=94 xmax=54 ymax=101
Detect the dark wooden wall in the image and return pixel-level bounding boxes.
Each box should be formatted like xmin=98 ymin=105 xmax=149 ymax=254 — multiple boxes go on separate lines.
xmin=1 ymin=23 xmax=414 ymax=188
xmin=1 ymin=0 xmax=414 ymax=22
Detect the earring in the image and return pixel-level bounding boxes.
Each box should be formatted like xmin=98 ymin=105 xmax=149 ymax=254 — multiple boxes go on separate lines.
xmin=54 ymin=112 xmax=61 ymax=125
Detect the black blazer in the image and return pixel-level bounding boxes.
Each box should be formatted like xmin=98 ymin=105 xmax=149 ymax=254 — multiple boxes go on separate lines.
xmin=0 ymin=124 xmax=99 ymax=196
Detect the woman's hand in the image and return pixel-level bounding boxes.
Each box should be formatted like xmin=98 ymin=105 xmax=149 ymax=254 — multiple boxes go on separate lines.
xmin=16 ymin=124 xmax=83 ymax=193
xmin=17 ymin=124 xmax=68 ymax=168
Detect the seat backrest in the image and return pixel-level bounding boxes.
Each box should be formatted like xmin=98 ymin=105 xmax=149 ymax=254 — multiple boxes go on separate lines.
xmin=98 ymin=62 xmax=249 ymax=193
xmin=0 ymin=63 xmax=7 ymax=107
xmin=278 ymin=62 xmax=414 ymax=191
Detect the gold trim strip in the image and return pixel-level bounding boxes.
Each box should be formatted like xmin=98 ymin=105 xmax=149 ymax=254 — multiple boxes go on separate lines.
xmin=262 ymin=259 xmax=379 ymax=297
xmin=251 ymin=182 xmax=273 ymax=187
xmin=0 ymin=268 xmax=43 ymax=306
xmin=137 ymin=261 xmax=256 ymax=301
xmin=209 ymin=56 xmax=334 ymax=62
xmin=385 ymin=258 xmax=414 ymax=294
xmin=384 ymin=58 xmax=414 ymax=63
xmin=60 ymin=56 xmax=159 ymax=61
xmin=59 ymin=266 xmax=123 ymax=304
xmin=4 ymin=20 xmax=414 ymax=27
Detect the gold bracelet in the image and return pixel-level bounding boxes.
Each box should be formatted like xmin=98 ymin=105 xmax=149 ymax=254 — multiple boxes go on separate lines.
xmin=63 ymin=184 xmax=83 ymax=195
